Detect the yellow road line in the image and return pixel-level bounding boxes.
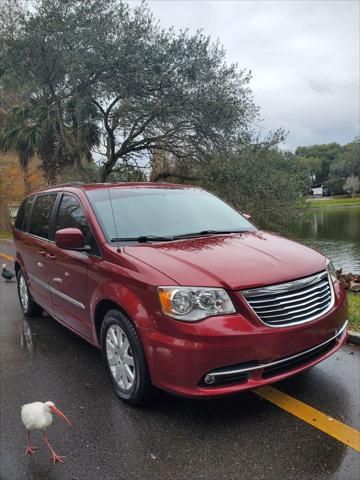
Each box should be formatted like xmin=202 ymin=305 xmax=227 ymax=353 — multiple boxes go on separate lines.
xmin=0 ymin=252 xmax=14 ymax=261
xmin=254 ymin=385 xmax=360 ymax=453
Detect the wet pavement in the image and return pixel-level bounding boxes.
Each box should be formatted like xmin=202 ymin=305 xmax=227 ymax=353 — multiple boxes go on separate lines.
xmin=0 ymin=240 xmax=359 ymax=480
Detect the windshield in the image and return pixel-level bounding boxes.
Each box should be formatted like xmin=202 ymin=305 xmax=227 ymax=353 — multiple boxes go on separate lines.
xmin=86 ymin=188 xmax=256 ymax=241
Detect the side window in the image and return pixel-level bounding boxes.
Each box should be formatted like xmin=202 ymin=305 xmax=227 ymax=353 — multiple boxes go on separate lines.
xmin=15 ymin=197 xmax=32 ymax=231
xmin=29 ymin=194 xmax=57 ymax=239
xmin=55 ymin=194 xmax=100 ymax=255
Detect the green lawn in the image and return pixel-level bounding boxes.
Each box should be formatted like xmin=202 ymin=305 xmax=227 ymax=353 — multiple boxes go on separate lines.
xmin=307 ymin=197 xmax=360 ymax=208
xmin=0 ymin=230 xmax=13 ymax=240
xmin=348 ymin=292 xmax=360 ymax=333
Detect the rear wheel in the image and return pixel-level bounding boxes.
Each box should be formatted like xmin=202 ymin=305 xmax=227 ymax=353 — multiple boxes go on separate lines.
xmin=17 ymin=269 xmax=42 ymax=317
xmin=100 ymin=309 xmax=152 ymax=406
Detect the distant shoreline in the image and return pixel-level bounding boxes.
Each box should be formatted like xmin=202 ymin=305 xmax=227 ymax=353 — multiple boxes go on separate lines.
xmin=307 ymin=203 xmax=360 ymax=209
xmin=306 ymin=198 xmax=360 ymax=209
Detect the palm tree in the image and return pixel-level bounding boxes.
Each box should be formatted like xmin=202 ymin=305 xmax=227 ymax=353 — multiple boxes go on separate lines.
xmin=0 ymin=96 xmax=100 ymax=186
xmin=0 ymin=101 xmax=57 ymax=186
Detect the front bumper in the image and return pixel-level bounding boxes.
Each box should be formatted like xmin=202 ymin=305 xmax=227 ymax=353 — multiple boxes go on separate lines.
xmin=201 ymin=319 xmax=347 ymax=386
xmin=142 ymin=282 xmax=348 ymax=398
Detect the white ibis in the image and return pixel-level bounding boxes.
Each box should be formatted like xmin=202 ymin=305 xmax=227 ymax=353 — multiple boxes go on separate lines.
xmin=21 ymin=401 xmax=73 ymax=464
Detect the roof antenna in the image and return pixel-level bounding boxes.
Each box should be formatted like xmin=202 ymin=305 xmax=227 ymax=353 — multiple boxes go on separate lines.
xmin=108 ymin=189 xmax=121 ymax=253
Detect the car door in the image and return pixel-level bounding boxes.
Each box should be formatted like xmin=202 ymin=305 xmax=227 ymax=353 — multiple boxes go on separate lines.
xmin=46 ymin=193 xmax=100 ymax=339
xmin=25 ymin=193 xmax=58 ymax=313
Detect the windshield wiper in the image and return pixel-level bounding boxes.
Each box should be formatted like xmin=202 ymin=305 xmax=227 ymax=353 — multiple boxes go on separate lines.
xmin=171 ymin=229 xmax=247 ymax=240
xmin=110 ymin=235 xmax=172 ymax=243
xmin=111 ymin=230 xmax=248 ymax=243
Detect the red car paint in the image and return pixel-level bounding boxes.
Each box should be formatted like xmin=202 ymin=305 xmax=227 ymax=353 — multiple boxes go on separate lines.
xmin=13 ymin=183 xmax=348 ymax=398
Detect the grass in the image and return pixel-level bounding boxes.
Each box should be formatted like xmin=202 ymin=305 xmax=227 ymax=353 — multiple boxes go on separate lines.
xmin=348 ymin=292 xmax=360 ymax=333
xmin=307 ymin=197 xmax=360 ymax=208
xmin=0 ymin=230 xmax=13 ymax=240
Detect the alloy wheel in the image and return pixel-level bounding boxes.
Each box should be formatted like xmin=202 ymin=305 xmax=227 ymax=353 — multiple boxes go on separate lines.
xmin=106 ymin=325 xmax=136 ymax=390
xmin=19 ymin=274 xmax=29 ymax=312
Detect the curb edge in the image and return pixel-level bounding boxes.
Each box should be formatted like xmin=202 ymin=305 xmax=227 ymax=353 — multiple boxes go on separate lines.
xmin=348 ymin=330 xmax=360 ymax=345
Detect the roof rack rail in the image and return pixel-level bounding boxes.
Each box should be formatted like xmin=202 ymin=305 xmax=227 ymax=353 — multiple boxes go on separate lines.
xmin=50 ymin=182 xmax=86 ymax=188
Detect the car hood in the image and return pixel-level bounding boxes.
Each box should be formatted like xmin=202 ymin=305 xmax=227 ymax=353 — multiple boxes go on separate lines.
xmin=124 ymin=231 xmax=327 ymax=290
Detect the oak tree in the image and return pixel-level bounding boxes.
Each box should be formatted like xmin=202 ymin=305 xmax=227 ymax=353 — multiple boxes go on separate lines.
xmin=1 ymin=0 xmax=258 ymax=181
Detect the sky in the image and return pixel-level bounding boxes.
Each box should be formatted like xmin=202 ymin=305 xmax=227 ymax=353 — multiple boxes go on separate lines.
xmin=134 ymin=0 xmax=359 ymax=150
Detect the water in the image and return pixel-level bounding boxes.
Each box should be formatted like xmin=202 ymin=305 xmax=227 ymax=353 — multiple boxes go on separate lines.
xmin=289 ymin=206 xmax=360 ymax=273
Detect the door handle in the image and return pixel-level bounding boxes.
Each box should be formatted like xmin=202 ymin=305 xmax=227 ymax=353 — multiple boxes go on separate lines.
xmin=46 ymin=253 xmax=56 ymax=260
xmin=38 ymin=250 xmax=47 ymax=256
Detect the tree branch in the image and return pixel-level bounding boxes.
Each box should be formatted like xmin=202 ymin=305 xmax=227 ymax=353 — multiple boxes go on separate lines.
xmin=152 ymin=171 xmax=198 ymax=182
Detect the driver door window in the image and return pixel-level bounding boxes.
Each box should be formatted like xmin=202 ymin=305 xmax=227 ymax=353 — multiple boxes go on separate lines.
xmin=55 ymin=194 xmax=100 ymax=256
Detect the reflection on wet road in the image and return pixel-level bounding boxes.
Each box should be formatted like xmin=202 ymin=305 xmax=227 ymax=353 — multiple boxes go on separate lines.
xmin=20 ymin=318 xmax=34 ymax=354
xmin=0 ymin=254 xmax=359 ymax=479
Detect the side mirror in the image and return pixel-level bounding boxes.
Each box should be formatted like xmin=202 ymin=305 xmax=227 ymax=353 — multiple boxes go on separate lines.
xmin=242 ymin=213 xmax=251 ymax=220
xmin=55 ymin=228 xmax=89 ymax=251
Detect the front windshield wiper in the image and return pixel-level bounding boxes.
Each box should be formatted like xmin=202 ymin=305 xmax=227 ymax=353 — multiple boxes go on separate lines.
xmin=110 ymin=235 xmax=172 ymax=243
xmin=171 ymin=229 xmax=248 ymax=240
xmin=111 ymin=230 xmax=249 ymax=243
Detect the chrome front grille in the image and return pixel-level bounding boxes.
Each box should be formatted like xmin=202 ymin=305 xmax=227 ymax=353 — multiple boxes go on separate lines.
xmin=241 ymin=271 xmax=334 ymax=327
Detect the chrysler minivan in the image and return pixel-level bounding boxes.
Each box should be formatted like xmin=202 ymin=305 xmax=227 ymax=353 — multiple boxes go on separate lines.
xmin=13 ymin=183 xmax=348 ymax=404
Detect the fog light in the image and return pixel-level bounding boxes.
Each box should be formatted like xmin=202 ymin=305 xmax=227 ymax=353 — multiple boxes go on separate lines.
xmin=204 ymin=374 xmax=216 ymax=385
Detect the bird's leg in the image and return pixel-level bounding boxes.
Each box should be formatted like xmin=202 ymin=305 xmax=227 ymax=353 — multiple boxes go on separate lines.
xmin=25 ymin=430 xmax=38 ymax=456
xmin=43 ymin=431 xmax=65 ymax=464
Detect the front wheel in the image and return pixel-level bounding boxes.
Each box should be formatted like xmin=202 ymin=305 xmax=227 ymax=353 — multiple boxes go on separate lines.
xmin=100 ymin=309 xmax=152 ymax=406
xmin=17 ymin=269 xmax=42 ymax=317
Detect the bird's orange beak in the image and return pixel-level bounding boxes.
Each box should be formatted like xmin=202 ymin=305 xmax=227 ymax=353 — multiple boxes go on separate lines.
xmin=49 ymin=405 xmax=73 ymax=428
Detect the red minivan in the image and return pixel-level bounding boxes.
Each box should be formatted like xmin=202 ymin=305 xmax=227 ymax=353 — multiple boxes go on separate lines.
xmin=13 ymin=183 xmax=348 ymax=404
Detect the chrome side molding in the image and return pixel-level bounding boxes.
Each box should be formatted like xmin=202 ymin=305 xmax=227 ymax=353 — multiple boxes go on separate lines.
xmin=28 ymin=273 xmax=86 ymax=310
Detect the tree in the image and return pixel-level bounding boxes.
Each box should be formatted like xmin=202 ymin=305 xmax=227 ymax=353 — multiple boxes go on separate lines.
xmin=343 ymin=175 xmax=360 ymax=198
xmin=90 ymin=14 xmax=257 ymax=181
xmin=330 ymin=138 xmax=360 ymax=179
xmin=297 ymin=156 xmax=322 ymax=184
xmin=182 ymin=132 xmax=309 ymax=233
xmin=0 ymin=98 xmax=99 ymax=184
xmin=0 ymin=151 xmax=25 ymax=231
xmin=294 ymin=139 xmax=360 ymax=194
xmin=1 ymin=101 xmax=55 ymax=185
xmin=0 ymin=150 xmax=44 ymax=231
xmin=0 ymin=0 xmax=102 ymax=180
xmin=143 ymin=129 xmax=308 ymax=233
xmin=0 ymin=202 xmax=12 ymax=232
xmin=0 ymin=0 xmax=258 ymax=181
xmin=295 ymin=143 xmax=343 ymax=184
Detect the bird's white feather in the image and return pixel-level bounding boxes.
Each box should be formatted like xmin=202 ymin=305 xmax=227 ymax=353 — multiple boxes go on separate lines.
xmin=21 ymin=402 xmax=54 ymax=431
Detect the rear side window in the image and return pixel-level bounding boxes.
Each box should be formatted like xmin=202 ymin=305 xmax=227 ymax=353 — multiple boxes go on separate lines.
xmin=29 ymin=194 xmax=57 ymax=239
xmin=15 ymin=197 xmax=32 ymax=231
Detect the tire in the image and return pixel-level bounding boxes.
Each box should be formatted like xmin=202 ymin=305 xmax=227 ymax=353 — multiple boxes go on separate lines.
xmin=17 ymin=269 xmax=42 ymax=318
xmin=100 ymin=309 xmax=152 ymax=406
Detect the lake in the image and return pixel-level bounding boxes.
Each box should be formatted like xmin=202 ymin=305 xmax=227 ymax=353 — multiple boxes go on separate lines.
xmin=289 ymin=206 xmax=360 ymax=273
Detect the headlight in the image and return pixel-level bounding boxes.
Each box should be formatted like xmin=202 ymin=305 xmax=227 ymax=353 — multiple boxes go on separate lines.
xmin=326 ymin=258 xmax=337 ymax=282
xmin=158 ymin=287 xmax=236 ymax=321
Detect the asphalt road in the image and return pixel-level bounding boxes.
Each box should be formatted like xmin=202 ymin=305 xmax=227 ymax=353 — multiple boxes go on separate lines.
xmin=0 ymin=240 xmax=359 ymax=480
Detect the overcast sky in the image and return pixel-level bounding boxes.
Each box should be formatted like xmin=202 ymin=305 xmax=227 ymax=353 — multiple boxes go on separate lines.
xmin=135 ymin=0 xmax=359 ymax=150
